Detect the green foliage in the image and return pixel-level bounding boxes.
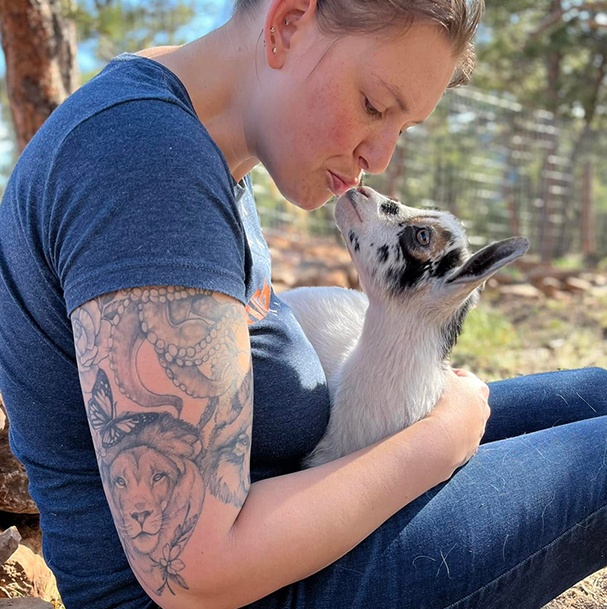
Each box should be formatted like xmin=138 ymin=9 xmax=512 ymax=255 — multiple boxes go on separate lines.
xmin=450 ymin=301 xmax=522 ymax=376
xmin=552 ymin=254 xmax=585 ymax=270
xmin=477 ymin=1 xmax=607 ymax=128
xmin=72 ymin=0 xmax=204 ymax=67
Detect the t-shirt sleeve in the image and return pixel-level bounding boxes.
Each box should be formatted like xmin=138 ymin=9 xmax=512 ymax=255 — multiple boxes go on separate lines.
xmin=44 ymin=99 xmax=250 ymax=315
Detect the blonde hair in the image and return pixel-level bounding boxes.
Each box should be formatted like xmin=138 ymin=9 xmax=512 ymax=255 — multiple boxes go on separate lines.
xmin=234 ymin=0 xmax=484 ymax=86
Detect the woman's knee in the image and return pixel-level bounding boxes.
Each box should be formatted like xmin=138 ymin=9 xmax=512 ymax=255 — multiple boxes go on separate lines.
xmin=561 ymin=367 xmax=607 ymax=400
xmin=574 ymin=366 xmax=607 ymax=385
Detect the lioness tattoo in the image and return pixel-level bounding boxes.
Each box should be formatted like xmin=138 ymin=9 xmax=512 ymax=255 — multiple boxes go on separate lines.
xmin=101 ymin=407 xmax=204 ymax=595
xmin=73 ymin=287 xmax=252 ymax=597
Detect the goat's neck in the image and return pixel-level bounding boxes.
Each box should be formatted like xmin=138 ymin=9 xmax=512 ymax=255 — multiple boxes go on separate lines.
xmin=335 ymin=296 xmax=447 ymax=422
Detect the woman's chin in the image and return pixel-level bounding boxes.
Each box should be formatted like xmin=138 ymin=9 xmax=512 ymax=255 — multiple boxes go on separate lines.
xmin=281 ymin=185 xmax=334 ymax=211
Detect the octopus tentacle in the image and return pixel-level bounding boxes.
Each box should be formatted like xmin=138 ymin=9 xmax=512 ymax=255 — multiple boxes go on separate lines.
xmin=101 ymin=287 xmax=243 ymax=416
xmin=107 ymin=295 xmax=183 ymax=414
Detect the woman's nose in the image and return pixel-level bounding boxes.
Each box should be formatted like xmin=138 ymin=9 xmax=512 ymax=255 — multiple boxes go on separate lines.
xmin=356 ymin=130 xmax=400 ymax=175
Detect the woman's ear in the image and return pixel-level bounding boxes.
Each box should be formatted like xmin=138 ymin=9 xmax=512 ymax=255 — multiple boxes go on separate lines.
xmin=262 ymin=0 xmax=318 ymax=67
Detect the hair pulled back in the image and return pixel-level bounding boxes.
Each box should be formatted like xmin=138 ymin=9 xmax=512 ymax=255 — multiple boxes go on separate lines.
xmin=233 ymin=0 xmax=484 ymax=86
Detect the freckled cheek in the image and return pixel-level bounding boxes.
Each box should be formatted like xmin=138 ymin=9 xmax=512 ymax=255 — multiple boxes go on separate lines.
xmin=325 ymin=120 xmax=358 ymax=152
xmin=301 ymin=85 xmax=359 ymax=152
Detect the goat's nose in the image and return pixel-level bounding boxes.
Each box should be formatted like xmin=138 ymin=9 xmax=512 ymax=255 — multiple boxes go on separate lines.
xmin=346 ymin=185 xmax=374 ymax=206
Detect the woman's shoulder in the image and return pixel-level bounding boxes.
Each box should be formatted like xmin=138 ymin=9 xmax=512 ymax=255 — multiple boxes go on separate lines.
xmin=71 ymin=53 xmax=197 ymax=124
xmin=49 ymin=55 xmax=200 ymax=145
xmin=25 ymin=55 xmax=233 ymax=197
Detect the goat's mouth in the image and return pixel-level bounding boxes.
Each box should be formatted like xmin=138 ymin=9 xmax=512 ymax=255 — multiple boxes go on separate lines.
xmin=347 ymin=186 xmax=371 ymax=201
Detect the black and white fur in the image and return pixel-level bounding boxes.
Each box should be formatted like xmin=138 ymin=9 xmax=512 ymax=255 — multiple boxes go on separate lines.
xmin=280 ymin=187 xmax=529 ymax=467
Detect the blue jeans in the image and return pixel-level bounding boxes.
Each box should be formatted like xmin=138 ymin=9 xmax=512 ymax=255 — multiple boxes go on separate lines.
xmin=245 ymin=367 xmax=607 ymax=609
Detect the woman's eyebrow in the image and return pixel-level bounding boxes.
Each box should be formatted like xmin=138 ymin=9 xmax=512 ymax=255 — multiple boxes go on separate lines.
xmin=376 ymin=77 xmax=410 ymax=113
xmin=376 ymin=77 xmax=425 ymax=126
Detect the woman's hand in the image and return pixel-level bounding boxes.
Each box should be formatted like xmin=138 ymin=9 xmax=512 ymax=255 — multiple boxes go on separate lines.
xmin=425 ymin=367 xmax=491 ymax=472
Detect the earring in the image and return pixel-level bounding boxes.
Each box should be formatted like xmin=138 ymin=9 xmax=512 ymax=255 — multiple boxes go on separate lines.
xmin=284 ymin=18 xmax=290 ymax=25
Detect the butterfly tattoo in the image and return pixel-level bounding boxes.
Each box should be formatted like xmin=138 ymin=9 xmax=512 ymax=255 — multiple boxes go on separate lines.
xmin=88 ymin=369 xmax=159 ymax=448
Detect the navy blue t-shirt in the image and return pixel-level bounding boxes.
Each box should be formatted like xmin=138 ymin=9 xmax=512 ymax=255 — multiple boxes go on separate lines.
xmin=0 ymin=54 xmax=330 ymax=609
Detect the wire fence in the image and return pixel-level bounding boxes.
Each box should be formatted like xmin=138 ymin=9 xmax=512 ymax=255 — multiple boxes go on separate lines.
xmin=256 ymin=86 xmax=607 ymax=266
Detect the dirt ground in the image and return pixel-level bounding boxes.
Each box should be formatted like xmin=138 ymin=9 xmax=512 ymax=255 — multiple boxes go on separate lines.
xmin=544 ymin=570 xmax=607 ymax=609
xmin=451 ymin=282 xmax=607 ymax=379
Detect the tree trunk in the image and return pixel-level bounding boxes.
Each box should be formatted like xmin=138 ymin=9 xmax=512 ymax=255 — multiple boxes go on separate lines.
xmin=538 ymin=117 xmax=559 ymax=265
xmin=0 ymin=0 xmax=79 ymax=152
xmin=581 ymin=159 xmax=597 ymax=267
xmin=384 ymin=142 xmax=406 ymax=200
xmin=545 ymin=0 xmax=563 ymax=115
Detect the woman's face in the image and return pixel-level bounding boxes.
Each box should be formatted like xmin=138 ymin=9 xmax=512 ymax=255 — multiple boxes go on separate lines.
xmin=248 ymin=21 xmax=456 ymax=210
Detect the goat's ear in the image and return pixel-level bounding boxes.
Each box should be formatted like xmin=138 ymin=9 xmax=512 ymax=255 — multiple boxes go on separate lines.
xmin=445 ymin=237 xmax=529 ymax=288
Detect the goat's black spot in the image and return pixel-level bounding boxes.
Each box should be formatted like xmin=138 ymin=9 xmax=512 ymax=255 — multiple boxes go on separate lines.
xmin=433 ymin=249 xmax=464 ymax=278
xmin=377 ymin=245 xmax=390 ymax=264
xmin=397 ymin=225 xmax=417 ymax=257
xmin=387 ymin=257 xmax=430 ymax=294
xmin=385 ymin=226 xmax=430 ymax=292
xmin=441 ymin=298 xmax=474 ymax=358
xmin=397 ymin=227 xmax=410 ymax=256
xmin=380 ymin=200 xmax=400 ymax=216
xmin=349 ymin=231 xmax=360 ymax=253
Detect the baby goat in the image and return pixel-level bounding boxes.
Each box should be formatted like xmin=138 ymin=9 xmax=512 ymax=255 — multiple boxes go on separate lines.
xmin=280 ymin=186 xmax=529 ymax=467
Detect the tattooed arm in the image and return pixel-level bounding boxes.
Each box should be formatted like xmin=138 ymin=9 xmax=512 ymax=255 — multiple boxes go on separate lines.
xmin=72 ymin=286 xmax=488 ymax=609
xmin=73 ymin=287 xmax=253 ymax=601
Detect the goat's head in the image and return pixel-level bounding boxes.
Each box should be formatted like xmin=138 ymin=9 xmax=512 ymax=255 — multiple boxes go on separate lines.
xmin=335 ymin=187 xmax=529 ymax=347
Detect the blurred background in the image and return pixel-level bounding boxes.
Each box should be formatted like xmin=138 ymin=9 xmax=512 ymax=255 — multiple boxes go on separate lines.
xmin=2 ymin=1 xmax=607 ymax=262
xmin=0 ymin=2 xmax=605 ymax=607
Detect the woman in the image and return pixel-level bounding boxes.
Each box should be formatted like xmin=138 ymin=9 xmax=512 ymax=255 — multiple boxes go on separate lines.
xmin=0 ymin=0 xmax=605 ymax=608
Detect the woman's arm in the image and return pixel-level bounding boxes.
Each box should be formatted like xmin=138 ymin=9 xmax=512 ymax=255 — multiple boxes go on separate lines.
xmin=72 ymin=287 xmax=489 ymax=609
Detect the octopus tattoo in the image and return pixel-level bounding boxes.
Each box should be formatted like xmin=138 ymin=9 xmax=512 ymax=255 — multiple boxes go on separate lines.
xmin=102 ymin=286 xmax=243 ymax=418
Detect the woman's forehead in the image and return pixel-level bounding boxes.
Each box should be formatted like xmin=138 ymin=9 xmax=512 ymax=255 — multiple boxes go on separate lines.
xmin=334 ymin=26 xmax=455 ymax=112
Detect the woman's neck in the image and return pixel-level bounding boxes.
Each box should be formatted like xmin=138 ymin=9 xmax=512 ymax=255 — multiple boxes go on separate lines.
xmin=137 ymin=21 xmax=260 ymax=181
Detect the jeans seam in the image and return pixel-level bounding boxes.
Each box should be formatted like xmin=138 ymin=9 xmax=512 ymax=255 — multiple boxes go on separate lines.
xmin=442 ymin=501 xmax=607 ymax=609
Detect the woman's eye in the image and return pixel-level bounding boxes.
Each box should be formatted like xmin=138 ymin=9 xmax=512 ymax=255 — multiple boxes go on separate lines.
xmin=364 ymin=97 xmax=383 ymax=119
xmin=416 ymin=228 xmax=432 ymax=246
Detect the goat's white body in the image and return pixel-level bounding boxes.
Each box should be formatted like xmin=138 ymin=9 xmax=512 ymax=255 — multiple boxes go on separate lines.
xmin=279 ymin=187 xmax=528 ymax=468
xmin=280 ymin=286 xmax=446 ymax=467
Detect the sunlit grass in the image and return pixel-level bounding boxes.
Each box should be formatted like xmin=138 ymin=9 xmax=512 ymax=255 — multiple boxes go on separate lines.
xmin=450 ymin=294 xmax=607 ymax=382
xmin=450 ymin=302 xmax=523 ymax=381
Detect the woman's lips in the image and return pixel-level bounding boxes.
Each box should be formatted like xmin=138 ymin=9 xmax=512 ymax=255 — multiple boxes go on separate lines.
xmin=328 ymin=171 xmax=359 ymax=197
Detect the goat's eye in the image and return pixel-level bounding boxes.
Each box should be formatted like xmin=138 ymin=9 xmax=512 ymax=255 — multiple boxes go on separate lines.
xmin=416 ymin=228 xmax=432 ymax=246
